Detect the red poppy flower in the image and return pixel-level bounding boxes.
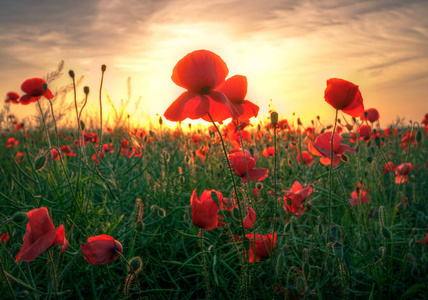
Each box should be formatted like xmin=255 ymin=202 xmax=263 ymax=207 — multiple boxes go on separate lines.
xmin=15 ymin=152 xmax=25 ymax=162
xmin=6 ymin=137 xmax=19 ymax=148
xmin=164 ymin=50 xmax=238 ymax=123
xmin=190 ymin=189 xmax=221 ymax=231
xmin=308 ymin=132 xmax=356 ymax=166
xmin=382 ymin=162 xmax=397 ymax=174
xmin=244 ymin=233 xmax=277 ymax=263
xmin=243 ymin=207 xmax=256 ymax=229
xmin=14 ymin=123 xmax=24 ymax=131
xmin=15 ymin=207 xmax=69 ymax=262
xmin=361 ymin=108 xmax=380 ymax=123
xmin=80 ymin=234 xmax=123 ymax=265
xmin=324 ymin=78 xmax=364 ymax=117
xmin=422 ymin=114 xmax=428 ymax=125
xmin=19 ymin=78 xmax=53 ymax=105
xmin=283 ymin=181 xmax=313 ymax=217
xmin=51 ymin=148 xmax=62 ymax=161
xmin=219 ymin=197 xmax=238 ymax=212
xmin=358 ymin=125 xmax=371 ymax=141
xmin=60 ymin=145 xmax=76 ymax=157
xmin=262 ymin=146 xmax=275 ymax=157
xmin=213 ymin=75 xmax=259 ymax=122
xmin=0 ymin=232 xmax=10 ymax=243
xmin=229 ymin=151 xmax=268 ymax=182
xmin=296 ymin=151 xmax=315 ymax=167
xmin=5 ymin=92 xmax=20 ymax=104
xmin=395 ymin=163 xmax=412 ymax=184
xmin=349 ymin=184 xmax=371 ymax=206
xmin=196 ymin=146 xmax=209 ymax=163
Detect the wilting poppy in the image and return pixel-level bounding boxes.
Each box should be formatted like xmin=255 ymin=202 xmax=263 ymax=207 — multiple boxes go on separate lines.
xmin=19 ymin=78 xmax=53 ymax=105
xmin=80 ymin=234 xmax=123 ymax=265
xmin=164 ymin=50 xmax=237 ymax=123
xmin=296 ymin=151 xmax=315 ymax=167
xmin=324 ymin=78 xmax=364 ymax=117
xmin=244 ymin=233 xmax=277 ymax=263
xmin=5 ymin=92 xmax=20 ymax=104
xmin=6 ymin=137 xmax=19 ymax=148
xmin=395 ymin=163 xmax=412 ymax=184
xmin=229 ymin=151 xmax=268 ymax=182
xmin=243 ymin=207 xmax=256 ymax=229
xmin=190 ymin=189 xmax=221 ymax=231
xmin=213 ymin=75 xmax=259 ymax=122
xmin=15 ymin=207 xmax=69 ymax=262
xmin=283 ymin=181 xmax=313 ymax=217
xmin=308 ymin=132 xmax=356 ymax=166
xmin=361 ymin=108 xmax=380 ymax=123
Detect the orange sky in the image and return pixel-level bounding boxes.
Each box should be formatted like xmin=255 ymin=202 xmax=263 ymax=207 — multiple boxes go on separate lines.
xmin=1 ymin=0 xmax=427 ymax=129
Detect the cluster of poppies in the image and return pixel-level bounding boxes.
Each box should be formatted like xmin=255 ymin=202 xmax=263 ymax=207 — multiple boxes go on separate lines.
xmin=5 ymin=78 xmax=53 ymax=105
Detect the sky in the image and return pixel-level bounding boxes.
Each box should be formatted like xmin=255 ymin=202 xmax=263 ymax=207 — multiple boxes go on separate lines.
xmin=1 ymin=0 xmax=427 ymax=129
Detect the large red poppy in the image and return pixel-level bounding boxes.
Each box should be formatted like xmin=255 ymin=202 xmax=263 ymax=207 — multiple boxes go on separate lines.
xmin=324 ymin=78 xmax=364 ymax=117
xmin=228 ymin=151 xmax=268 ymax=182
xmin=190 ymin=189 xmax=221 ymax=231
xmin=15 ymin=207 xmax=68 ymax=262
xmin=244 ymin=233 xmax=277 ymax=263
xmin=80 ymin=234 xmax=123 ymax=265
xmin=212 ymin=75 xmax=259 ymax=122
xmin=283 ymin=181 xmax=313 ymax=217
xmin=19 ymin=78 xmax=53 ymax=105
xmin=164 ymin=50 xmax=238 ymax=123
xmin=308 ymin=132 xmax=356 ymax=166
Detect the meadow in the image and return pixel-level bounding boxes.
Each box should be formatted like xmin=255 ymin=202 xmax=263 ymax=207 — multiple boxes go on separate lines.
xmin=1 ymin=51 xmax=428 ymax=299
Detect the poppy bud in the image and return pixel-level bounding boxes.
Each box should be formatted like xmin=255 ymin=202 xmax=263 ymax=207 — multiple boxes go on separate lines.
xmin=375 ymin=136 xmax=381 ymax=148
xmin=330 ymin=226 xmax=338 ymax=239
xmin=296 ymin=277 xmax=307 ymax=295
xmin=416 ymin=130 xmax=422 ymax=143
xmin=84 ymin=86 xmax=90 ymax=94
xmin=297 ymin=118 xmax=302 ymax=126
xmin=255 ymin=182 xmax=263 ymax=191
xmin=69 ymin=70 xmax=75 ymax=78
xmin=275 ymin=253 xmax=285 ymax=275
xmin=80 ymin=235 xmax=123 ymax=265
xmin=80 ymin=120 xmax=85 ymax=131
xmin=243 ymin=236 xmax=251 ymax=251
xmin=337 ymin=118 xmax=341 ymax=124
xmin=284 ymin=221 xmax=292 ymax=234
xmin=271 ymin=111 xmax=278 ymax=126
xmin=381 ymin=227 xmax=392 ymax=240
xmin=128 ymin=256 xmax=143 ymax=274
xmin=12 ymin=212 xmax=28 ymax=223
xmin=43 ymin=83 xmax=48 ymax=92
xmin=303 ymin=261 xmax=311 ymax=281
xmin=34 ymin=154 xmax=48 ymax=172
xmin=101 ymin=64 xmax=107 ymax=72
xmin=367 ymin=156 xmax=373 ymax=163
xmin=332 ymin=241 xmax=343 ymax=259
xmin=159 ymin=116 xmax=163 ymax=126
xmin=352 ymin=117 xmax=356 ymax=123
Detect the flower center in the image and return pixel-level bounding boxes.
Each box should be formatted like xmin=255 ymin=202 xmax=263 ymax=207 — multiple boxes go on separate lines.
xmin=200 ymin=86 xmax=210 ymax=95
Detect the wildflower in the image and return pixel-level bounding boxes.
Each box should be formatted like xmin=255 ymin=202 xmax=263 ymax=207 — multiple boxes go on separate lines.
xmin=324 ymin=78 xmax=364 ymax=117
xmin=19 ymin=78 xmax=53 ymax=105
xmin=358 ymin=125 xmax=371 ymax=141
xmin=349 ymin=184 xmax=371 ymax=206
xmin=308 ymin=131 xmax=356 ymax=166
xmin=361 ymin=108 xmax=380 ymax=123
xmin=164 ymin=50 xmax=237 ymax=123
xmin=6 ymin=137 xmax=19 ymax=148
xmin=229 ymin=151 xmax=268 ymax=182
xmin=5 ymin=92 xmax=20 ymax=104
xmin=60 ymin=145 xmax=76 ymax=157
xmin=0 ymin=233 xmax=10 ymax=243
xmin=14 ymin=123 xmax=24 ymax=131
xmin=395 ymin=163 xmax=412 ymax=184
xmin=190 ymin=189 xmax=221 ymax=231
xmin=15 ymin=152 xmax=24 ymax=162
xmin=214 ymin=75 xmax=259 ymax=122
xmin=296 ymin=151 xmax=315 ymax=166
xmin=283 ymin=181 xmax=313 ymax=217
xmin=15 ymin=207 xmax=69 ymax=262
xmin=382 ymin=162 xmax=397 ymax=174
xmin=262 ymin=146 xmax=275 ymax=157
xmin=243 ymin=207 xmax=256 ymax=229
xmin=195 ymin=146 xmax=209 ymax=163
xmin=244 ymin=233 xmax=277 ymax=263
xmin=80 ymin=235 xmax=123 ymax=265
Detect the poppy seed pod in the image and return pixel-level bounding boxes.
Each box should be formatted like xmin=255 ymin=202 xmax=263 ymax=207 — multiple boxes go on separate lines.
xmin=12 ymin=212 xmax=28 ymax=223
xmin=101 ymin=64 xmax=107 ymax=72
xmin=68 ymin=70 xmax=75 ymax=78
xmin=84 ymin=86 xmax=90 ymax=94
xmin=271 ymin=111 xmax=278 ymax=125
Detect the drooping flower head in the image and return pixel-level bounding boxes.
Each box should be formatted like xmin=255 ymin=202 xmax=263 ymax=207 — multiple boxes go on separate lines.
xmin=80 ymin=234 xmax=123 ymax=265
xmin=190 ymin=189 xmax=221 ymax=231
xmin=214 ymin=75 xmax=259 ymax=122
xmin=229 ymin=151 xmax=268 ymax=182
xmin=19 ymin=78 xmax=53 ymax=105
xmin=15 ymin=207 xmax=69 ymax=262
xmin=324 ymin=78 xmax=364 ymax=117
xmin=283 ymin=181 xmax=313 ymax=217
xmin=5 ymin=92 xmax=20 ymax=104
xmin=164 ymin=50 xmax=237 ymax=123
xmin=308 ymin=131 xmax=356 ymax=166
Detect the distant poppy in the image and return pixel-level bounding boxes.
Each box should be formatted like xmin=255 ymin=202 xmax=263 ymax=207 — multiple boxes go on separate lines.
xmin=229 ymin=151 xmax=268 ymax=182
xmin=15 ymin=207 xmax=69 ymax=262
xmin=80 ymin=234 xmax=123 ymax=265
xmin=283 ymin=181 xmax=313 ymax=217
xmin=5 ymin=92 xmax=20 ymax=104
xmin=395 ymin=163 xmax=412 ymax=184
xmin=349 ymin=184 xmax=371 ymax=206
xmin=190 ymin=189 xmax=221 ymax=231
xmin=60 ymin=145 xmax=76 ymax=157
xmin=324 ymin=78 xmax=364 ymax=117
xmin=19 ymin=78 xmax=53 ymax=105
xmin=195 ymin=146 xmax=209 ymax=163
xmin=51 ymin=148 xmax=61 ymax=160
xmin=262 ymin=146 xmax=275 ymax=157
xmin=358 ymin=125 xmax=371 ymax=141
xmin=243 ymin=207 xmax=256 ymax=229
xmin=6 ymin=137 xmax=19 ymax=148
xmin=422 ymin=114 xmax=428 ymax=125
xmin=164 ymin=50 xmax=237 ymax=123
xmin=15 ymin=152 xmax=24 ymax=162
xmin=219 ymin=197 xmax=238 ymax=212
xmin=308 ymin=132 xmax=356 ymax=166
xmin=361 ymin=108 xmax=380 ymax=123
xmin=213 ymin=75 xmax=259 ymax=122
xmin=382 ymin=162 xmax=397 ymax=174
xmin=0 ymin=232 xmax=10 ymax=243
xmin=244 ymin=233 xmax=277 ymax=263
xmin=296 ymin=151 xmax=315 ymax=167
xmin=14 ymin=123 xmax=24 ymax=131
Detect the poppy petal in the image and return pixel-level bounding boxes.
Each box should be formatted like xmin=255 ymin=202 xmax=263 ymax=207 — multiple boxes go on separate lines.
xmin=216 ymin=75 xmax=247 ymax=103
xmin=164 ymin=91 xmax=209 ymax=121
xmin=244 ymin=168 xmax=269 ymax=182
xmin=19 ymin=229 xmax=60 ymax=262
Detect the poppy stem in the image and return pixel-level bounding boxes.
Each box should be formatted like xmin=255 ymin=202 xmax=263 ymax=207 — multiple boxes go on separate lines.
xmin=36 ymin=100 xmax=51 ymax=149
xmin=47 ymin=249 xmax=58 ymax=299
xmin=43 ymin=89 xmax=59 ymax=147
xmin=199 ymin=229 xmax=211 ymax=299
xmin=98 ymin=65 xmax=106 ymax=150
xmin=327 ymin=109 xmax=338 ymax=240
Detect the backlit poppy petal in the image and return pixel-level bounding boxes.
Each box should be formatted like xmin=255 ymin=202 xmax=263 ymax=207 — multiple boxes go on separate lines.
xmin=164 ymin=91 xmax=209 ymax=121
xmin=216 ymin=75 xmax=247 ymax=103
xmin=246 ymin=168 xmax=269 ymax=182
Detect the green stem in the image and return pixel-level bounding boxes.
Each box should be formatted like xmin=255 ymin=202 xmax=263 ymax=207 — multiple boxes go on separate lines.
xmin=36 ymin=100 xmax=51 ymax=148
xmin=327 ymin=109 xmax=338 ymax=240
xmin=44 ymin=89 xmax=59 ymax=147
